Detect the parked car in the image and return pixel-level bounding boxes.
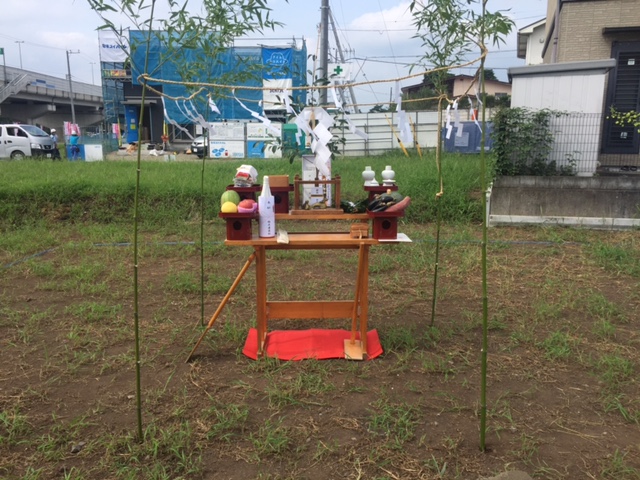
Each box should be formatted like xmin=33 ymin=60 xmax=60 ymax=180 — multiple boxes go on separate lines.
xmin=0 ymin=124 xmax=55 ymax=160
xmin=190 ymin=135 xmax=207 ymax=158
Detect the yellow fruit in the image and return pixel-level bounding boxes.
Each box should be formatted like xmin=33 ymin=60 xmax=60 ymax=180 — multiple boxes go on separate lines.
xmin=221 ymin=201 xmax=238 ymax=213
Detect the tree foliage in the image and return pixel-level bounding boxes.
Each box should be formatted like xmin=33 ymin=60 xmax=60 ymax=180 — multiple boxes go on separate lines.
xmin=608 ymin=106 xmax=640 ymax=132
xmin=409 ymin=0 xmax=513 ymax=94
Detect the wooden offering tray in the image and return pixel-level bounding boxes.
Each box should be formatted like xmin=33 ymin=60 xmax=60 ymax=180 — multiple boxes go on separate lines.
xmin=291 ymin=174 xmax=344 ymax=215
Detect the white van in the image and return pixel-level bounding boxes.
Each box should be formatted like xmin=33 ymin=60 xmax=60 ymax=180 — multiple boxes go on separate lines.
xmin=0 ymin=124 xmax=56 ymax=160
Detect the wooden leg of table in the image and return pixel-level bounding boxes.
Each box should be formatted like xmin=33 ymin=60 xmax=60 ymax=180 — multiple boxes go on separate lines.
xmin=350 ymin=244 xmax=366 ymax=342
xmin=185 ymin=252 xmax=256 ymax=362
xmin=345 ymin=243 xmax=366 ymax=360
xmin=360 ymin=245 xmax=370 ymax=357
xmin=255 ymin=246 xmax=268 ymax=357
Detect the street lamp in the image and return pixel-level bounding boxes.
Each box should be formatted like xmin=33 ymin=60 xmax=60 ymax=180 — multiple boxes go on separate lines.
xmin=90 ymin=62 xmax=96 ymax=85
xmin=66 ymin=49 xmax=80 ymax=126
xmin=15 ymin=41 xmax=24 ymax=69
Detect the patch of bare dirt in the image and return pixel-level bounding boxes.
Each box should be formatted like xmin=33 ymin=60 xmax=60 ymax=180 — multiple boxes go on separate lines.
xmin=1 ymin=225 xmax=639 ymax=479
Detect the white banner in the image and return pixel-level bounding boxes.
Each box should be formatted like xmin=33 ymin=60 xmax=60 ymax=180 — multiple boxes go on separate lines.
xmin=328 ymin=63 xmax=353 ymax=81
xmin=98 ymin=31 xmax=129 ymax=63
xmin=263 ymin=78 xmax=293 ymax=110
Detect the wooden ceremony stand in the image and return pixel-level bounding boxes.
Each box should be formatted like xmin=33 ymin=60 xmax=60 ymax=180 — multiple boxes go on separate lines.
xmin=187 ymin=213 xmax=410 ymax=362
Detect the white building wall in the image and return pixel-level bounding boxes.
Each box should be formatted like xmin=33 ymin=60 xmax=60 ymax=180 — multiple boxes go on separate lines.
xmin=509 ymin=60 xmax=615 ymax=176
xmin=525 ymin=25 xmax=546 ymax=65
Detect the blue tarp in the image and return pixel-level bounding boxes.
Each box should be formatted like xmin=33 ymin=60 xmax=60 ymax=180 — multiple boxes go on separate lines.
xmin=442 ymin=121 xmax=494 ymax=153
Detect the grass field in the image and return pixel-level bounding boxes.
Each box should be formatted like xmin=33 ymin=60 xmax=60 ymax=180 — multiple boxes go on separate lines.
xmin=0 ymin=152 xmax=486 ymax=228
xmin=1 ymin=155 xmax=640 ymax=479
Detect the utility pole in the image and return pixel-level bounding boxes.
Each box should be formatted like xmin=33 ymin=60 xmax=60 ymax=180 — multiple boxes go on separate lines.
xmin=15 ymin=41 xmax=24 ymax=69
xmin=328 ymin=11 xmax=359 ymax=112
xmin=1 ymin=47 xmax=7 ymax=85
xmin=90 ymin=62 xmax=96 ymax=85
xmin=66 ymin=50 xmax=80 ymax=127
xmin=318 ymin=0 xmax=329 ymax=106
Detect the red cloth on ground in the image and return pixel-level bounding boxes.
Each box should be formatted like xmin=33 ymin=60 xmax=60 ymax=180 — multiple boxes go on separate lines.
xmin=242 ymin=328 xmax=383 ymax=361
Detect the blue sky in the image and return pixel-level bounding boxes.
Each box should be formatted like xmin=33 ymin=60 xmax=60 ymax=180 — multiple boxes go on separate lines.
xmin=1 ymin=0 xmax=547 ymax=108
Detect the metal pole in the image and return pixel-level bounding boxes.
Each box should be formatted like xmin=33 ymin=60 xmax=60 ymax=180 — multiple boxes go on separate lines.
xmin=551 ymin=0 xmax=561 ymax=63
xmin=90 ymin=62 xmax=95 ymax=85
xmin=2 ymin=49 xmax=7 ymax=85
xmin=15 ymin=41 xmax=24 ymax=69
xmin=318 ymin=0 xmax=329 ymax=106
xmin=66 ymin=50 xmax=79 ymax=127
xmin=328 ymin=11 xmax=359 ymax=112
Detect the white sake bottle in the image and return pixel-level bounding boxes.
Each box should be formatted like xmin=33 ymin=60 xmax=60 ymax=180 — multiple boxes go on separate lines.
xmin=258 ymin=176 xmax=276 ymax=238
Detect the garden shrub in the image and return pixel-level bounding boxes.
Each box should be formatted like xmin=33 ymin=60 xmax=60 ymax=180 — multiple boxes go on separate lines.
xmin=492 ymin=107 xmax=572 ymax=176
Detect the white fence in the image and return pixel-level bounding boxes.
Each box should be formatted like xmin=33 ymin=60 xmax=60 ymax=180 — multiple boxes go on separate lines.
xmin=331 ymin=109 xmax=491 ymax=157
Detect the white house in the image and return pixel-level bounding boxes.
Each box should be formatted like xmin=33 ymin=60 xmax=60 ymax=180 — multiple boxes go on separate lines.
xmin=517 ymin=18 xmax=546 ymax=66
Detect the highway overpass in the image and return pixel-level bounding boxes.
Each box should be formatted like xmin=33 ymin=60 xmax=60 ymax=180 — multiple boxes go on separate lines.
xmin=0 ymin=66 xmax=103 ymax=131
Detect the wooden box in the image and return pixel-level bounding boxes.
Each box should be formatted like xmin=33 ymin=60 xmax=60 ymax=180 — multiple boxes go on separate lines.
xmin=271 ymin=185 xmax=294 ymax=214
xmin=219 ymin=212 xmax=258 ymax=240
xmin=268 ymin=175 xmax=289 ymax=188
xmin=349 ymin=223 xmax=369 ymax=239
xmin=367 ymin=210 xmax=404 ymax=240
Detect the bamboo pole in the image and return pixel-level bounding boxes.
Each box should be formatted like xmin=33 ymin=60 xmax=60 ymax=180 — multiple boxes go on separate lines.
xmin=479 ymin=0 xmax=489 ymax=452
xmin=199 ymin=146 xmax=206 ymax=327
xmin=430 ymin=96 xmax=446 ymax=327
xmin=409 ymin=114 xmax=422 ymax=158
xmin=385 ymin=114 xmax=409 ymax=157
xmin=132 ymin=1 xmax=157 ymax=442
xmin=186 ymin=252 xmax=256 ymax=362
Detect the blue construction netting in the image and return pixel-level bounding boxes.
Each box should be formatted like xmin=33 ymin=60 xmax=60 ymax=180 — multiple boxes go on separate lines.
xmin=128 ymin=30 xmax=307 ymax=123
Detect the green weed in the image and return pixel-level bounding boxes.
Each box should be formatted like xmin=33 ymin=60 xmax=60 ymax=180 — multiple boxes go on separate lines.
xmin=64 ymin=301 xmax=123 ymax=323
xmin=602 ymin=394 xmax=640 ymax=424
xmin=367 ymin=398 xmax=419 ymax=449
xmin=600 ymin=448 xmax=640 ymax=479
xmin=104 ymin=421 xmax=202 ymax=478
xmin=0 ymin=406 xmax=30 ymax=446
xmin=249 ymin=418 xmax=292 ymax=457
xmin=590 ymin=242 xmax=640 ymax=278
xmin=265 ymin=362 xmax=334 ymax=408
xmin=205 ymin=402 xmax=249 ymax=441
xmin=510 ymin=433 xmax=538 ymax=466
xmin=596 ymin=353 xmax=634 ymax=390
xmin=539 ymin=331 xmax=576 ymax=361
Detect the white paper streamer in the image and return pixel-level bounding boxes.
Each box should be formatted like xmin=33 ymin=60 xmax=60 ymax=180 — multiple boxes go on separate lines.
xmin=452 ymin=99 xmax=463 ymax=137
xmin=445 ymin=103 xmax=452 ymax=140
xmin=474 ymin=87 xmax=483 ymax=132
xmin=346 ymin=116 xmax=368 ymax=140
xmin=329 ymin=81 xmax=369 ymax=140
xmin=208 ymin=96 xmax=220 ymax=114
xmin=394 ymin=82 xmax=413 ymax=145
xmin=183 ymin=100 xmax=209 ymax=131
xmin=298 ymin=107 xmax=335 ymax=178
xmin=329 ymin=83 xmax=343 ymax=111
xmin=232 ymin=89 xmax=281 ymax=137
xmin=162 ymin=97 xmax=194 ymax=140
xmin=453 ymin=99 xmax=461 ymax=128
xmin=394 ymin=81 xmax=402 ymax=110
